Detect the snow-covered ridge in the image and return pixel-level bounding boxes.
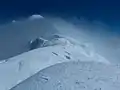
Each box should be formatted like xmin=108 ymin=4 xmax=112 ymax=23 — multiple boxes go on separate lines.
xmin=11 ymin=61 xmax=120 ymax=90
xmin=29 ymin=35 xmax=110 ymax=64
xmin=0 ymin=36 xmax=110 ymax=90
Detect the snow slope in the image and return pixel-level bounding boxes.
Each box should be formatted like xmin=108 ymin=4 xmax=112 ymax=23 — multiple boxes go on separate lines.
xmin=0 ymin=36 xmax=109 ymax=90
xmin=11 ymin=61 xmax=120 ymax=90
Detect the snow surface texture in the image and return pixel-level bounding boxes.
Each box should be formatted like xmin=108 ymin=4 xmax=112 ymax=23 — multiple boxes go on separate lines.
xmin=0 ymin=36 xmax=110 ymax=90
xmin=11 ymin=61 xmax=120 ymax=90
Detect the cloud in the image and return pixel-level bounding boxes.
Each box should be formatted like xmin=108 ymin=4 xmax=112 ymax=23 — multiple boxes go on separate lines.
xmin=29 ymin=14 xmax=44 ymax=20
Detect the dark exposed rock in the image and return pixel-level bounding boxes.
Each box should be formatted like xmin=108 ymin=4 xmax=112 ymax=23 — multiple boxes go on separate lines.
xmin=52 ymin=52 xmax=58 ymax=56
xmin=64 ymin=55 xmax=71 ymax=60
xmin=29 ymin=38 xmax=45 ymax=50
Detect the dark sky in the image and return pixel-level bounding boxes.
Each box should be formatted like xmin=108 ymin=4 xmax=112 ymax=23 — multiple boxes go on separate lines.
xmin=0 ymin=0 xmax=120 ymax=25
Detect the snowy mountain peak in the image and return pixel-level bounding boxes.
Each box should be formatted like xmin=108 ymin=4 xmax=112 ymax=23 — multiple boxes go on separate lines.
xmin=0 ymin=35 xmax=110 ymax=90
xmin=28 ymin=35 xmax=72 ymax=50
xmin=27 ymin=35 xmax=110 ymax=64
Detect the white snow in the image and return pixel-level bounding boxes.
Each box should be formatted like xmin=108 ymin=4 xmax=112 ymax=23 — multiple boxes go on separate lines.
xmin=0 ymin=37 xmax=110 ymax=90
xmin=10 ymin=61 xmax=120 ymax=90
xmin=1 ymin=15 xmax=120 ymax=90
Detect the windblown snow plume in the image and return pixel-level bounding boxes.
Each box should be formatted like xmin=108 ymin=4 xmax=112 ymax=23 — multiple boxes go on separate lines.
xmin=0 ymin=15 xmax=57 ymax=60
xmin=0 ymin=14 xmax=120 ymax=63
xmin=0 ymin=14 xmax=120 ymax=90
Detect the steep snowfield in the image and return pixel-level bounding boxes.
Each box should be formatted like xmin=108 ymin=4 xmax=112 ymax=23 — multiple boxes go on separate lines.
xmin=10 ymin=61 xmax=120 ymax=90
xmin=0 ymin=36 xmax=109 ymax=90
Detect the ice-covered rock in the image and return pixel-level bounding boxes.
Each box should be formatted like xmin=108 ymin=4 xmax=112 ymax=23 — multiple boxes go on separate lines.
xmin=29 ymin=37 xmax=47 ymax=50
